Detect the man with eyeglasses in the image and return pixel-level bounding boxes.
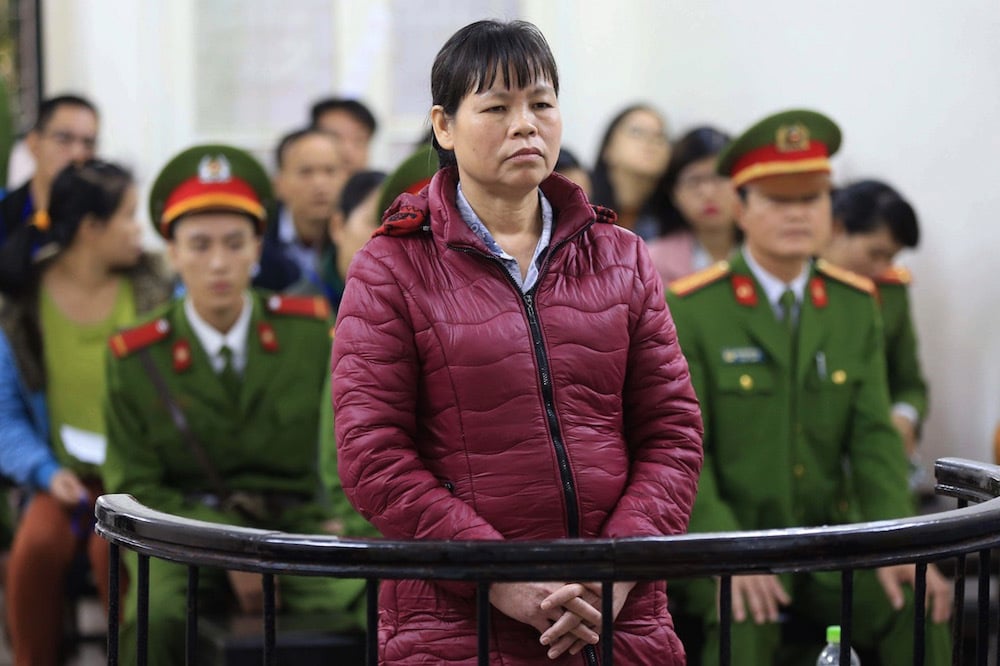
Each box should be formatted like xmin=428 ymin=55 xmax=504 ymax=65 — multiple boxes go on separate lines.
xmin=0 ymin=94 xmax=99 ymax=245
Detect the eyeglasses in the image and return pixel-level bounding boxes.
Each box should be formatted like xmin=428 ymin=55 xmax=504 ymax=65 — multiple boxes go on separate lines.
xmin=621 ymin=125 xmax=669 ymax=146
xmin=44 ymin=130 xmax=97 ymax=151
xmin=676 ymin=173 xmax=730 ymax=191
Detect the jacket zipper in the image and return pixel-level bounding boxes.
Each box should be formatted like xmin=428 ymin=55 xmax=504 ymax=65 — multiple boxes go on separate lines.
xmin=450 ymin=232 xmax=601 ymax=666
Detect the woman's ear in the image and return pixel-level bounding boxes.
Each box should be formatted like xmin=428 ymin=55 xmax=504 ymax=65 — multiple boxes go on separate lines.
xmin=430 ymin=106 xmax=454 ymax=151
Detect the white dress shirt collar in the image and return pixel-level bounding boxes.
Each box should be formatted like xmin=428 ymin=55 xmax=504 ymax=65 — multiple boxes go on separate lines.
xmin=183 ymin=293 xmax=252 ymax=374
xmin=742 ymin=247 xmax=811 ymax=319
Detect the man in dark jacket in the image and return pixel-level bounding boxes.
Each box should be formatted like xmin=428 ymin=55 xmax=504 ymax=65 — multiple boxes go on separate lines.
xmin=0 ymin=95 xmax=98 ymax=245
xmin=253 ymin=128 xmax=342 ymax=291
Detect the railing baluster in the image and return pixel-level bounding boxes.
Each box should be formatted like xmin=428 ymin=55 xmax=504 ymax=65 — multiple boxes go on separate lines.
xmin=602 ymin=580 xmax=614 ymax=666
xmin=977 ymin=549 xmax=991 ymax=665
xmin=953 ymin=500 xmax=967 ymax=666
xmin=719 ymin=575 xmax=731 ymax=666
xmin=107 ymin=542 xmax=120 ymax=666
xmin=840 ymin=569 xmax=853 ymax=666
xmin=366 ymin=578 xmax=378 ymax=666
xmin=914 ymin=561 xmax=926 ymax=666
xmin=477 ymin=581 xmax=490 ymax=666
xmin=995 ymin=554 xmax=1000 ymax=666
xmin=263 ymin=573 xmax=276 ymax=666
xmin=185 ymin=565 xmax=199 ymax=666
xmin=137 ymin=554 xmax=150 ymax=666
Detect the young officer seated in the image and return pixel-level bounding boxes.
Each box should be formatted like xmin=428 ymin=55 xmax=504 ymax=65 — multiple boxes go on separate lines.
xmin=102 ymin=144 xmax=364 ymax=666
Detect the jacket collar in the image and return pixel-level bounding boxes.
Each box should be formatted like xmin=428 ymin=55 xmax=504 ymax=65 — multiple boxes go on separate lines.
xmin=414 ymin=167 xmax=598 ymax=253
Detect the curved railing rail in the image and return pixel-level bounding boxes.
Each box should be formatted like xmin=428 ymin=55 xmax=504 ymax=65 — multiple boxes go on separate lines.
xmin=95 ymin=457 xmax=1000 ymax=666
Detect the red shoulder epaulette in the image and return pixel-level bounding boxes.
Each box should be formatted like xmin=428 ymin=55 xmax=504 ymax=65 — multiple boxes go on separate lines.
xmin=108 ymin=318 xmax=171 ymax=359
xmin=669 ymin=261 xmax=731 ymax=297
xmin=815 ymin=259 xmax=876 ymax=295
xmin=592 ymin=205 xmax=617 ymax=225
xmin=266 ymin=294 xmax=330 ymax=320
xmin=874 ymin=265 xmax=913 ymax=286
xmin=372 ymin=205 xmax=430 ymax=238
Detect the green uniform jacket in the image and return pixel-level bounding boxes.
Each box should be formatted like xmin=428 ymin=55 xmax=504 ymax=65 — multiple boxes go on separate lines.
xmin=667 ymin=253 xmax=911 ymax=534
xmin=102 ymin=291 xmax=332 ymax=528
xmin=876 ymin=269 xmax=928 ymax=422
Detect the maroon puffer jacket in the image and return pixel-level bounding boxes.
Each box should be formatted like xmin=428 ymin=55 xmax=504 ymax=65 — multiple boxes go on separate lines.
xmin=332 ymin=168 xmax=703 ymax=665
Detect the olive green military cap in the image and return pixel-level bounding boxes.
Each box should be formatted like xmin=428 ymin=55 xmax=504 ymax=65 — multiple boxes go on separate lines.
xmin=376 ymin=144 xmax=439 ymax=222
xmin=717 ymin=109 xmax=842 ymax=187
xmin=149 ymin=144 xmax=273 ymax=238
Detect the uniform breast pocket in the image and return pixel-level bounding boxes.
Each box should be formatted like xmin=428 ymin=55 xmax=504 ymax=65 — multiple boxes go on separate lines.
xmin=803 ymin=358 xmax=863 ymax=440
xmin=713 ymin=365 xmax=778 ymax=461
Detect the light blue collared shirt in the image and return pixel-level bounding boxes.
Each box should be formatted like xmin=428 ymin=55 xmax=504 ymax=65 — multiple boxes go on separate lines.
xmin=455 ymin=184 xmax=553 ymax=293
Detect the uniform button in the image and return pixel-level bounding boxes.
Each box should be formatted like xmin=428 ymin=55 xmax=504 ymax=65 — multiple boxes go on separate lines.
xmin=832 ymin=369 xmax=847 ymax=385
xmin=739 ymin=374 xmax=754 ymax=390
xmin=793 ymin=463 xmax=805 ymax=478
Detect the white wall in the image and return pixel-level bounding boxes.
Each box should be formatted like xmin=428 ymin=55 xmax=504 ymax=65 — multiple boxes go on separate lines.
xmin=42 ymin=0 xmax=1000 ymax=468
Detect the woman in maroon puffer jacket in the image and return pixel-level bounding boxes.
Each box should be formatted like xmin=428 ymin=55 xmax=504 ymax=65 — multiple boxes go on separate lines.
xmin=331 ymin=19 xmax=703 ymax=666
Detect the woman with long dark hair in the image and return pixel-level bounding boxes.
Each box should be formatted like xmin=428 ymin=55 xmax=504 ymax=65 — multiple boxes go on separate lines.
xmin=646 ymin=126 xmax=739 ymax=284
xmin=0 ymin=159 xmax=171 ymax=665
xmin=590 ymin=104 xmax=672 ymax=239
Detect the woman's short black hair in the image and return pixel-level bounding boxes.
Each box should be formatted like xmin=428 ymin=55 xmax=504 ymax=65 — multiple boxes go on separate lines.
xmin=0 ymin=160 xmax=132 ymax=294
xmin=832 ymin=179 xmax=920 ymax=248
xmin=589 ymin=104 xmax=663 ymax=211
xmin=430 ymin=19 xmax=559 ymax=168
xmin=658 ymin=126 xmax=732 ymax=235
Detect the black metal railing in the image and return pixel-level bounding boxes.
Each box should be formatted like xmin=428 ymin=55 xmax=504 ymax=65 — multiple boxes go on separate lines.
xmin=95 ymin=457 xmax=1000 ymax=665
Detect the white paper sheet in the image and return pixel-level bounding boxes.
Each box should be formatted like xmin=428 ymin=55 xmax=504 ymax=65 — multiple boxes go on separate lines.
xmin=60 ymin=425 xmax=107 ymax=465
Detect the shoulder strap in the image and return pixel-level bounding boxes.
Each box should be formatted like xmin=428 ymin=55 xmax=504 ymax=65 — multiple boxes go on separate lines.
xmin=136 ymin=348 xmax=230 ymax=500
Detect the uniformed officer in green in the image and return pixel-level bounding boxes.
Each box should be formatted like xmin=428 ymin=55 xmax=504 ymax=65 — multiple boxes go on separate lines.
xmin=102 ymin=145 xmax=364 ymax=666
xmin=666 ymin=110 xmax=950 ymax=665
xmin=822 ymin=179 xmax=928 ymax=460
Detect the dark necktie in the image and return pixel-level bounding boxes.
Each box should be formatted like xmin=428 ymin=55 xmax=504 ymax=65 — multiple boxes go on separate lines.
xmin=779 ymin=289 xmax=797 ymax=336
xmin=219 ymin=345 xmax=241 ymax=401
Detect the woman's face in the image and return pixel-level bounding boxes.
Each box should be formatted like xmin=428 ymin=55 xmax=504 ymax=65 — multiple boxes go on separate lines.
xmin=602 ymin=109 xmax=670 ymax=179
xmin=671 ymin=156 xmax=738 ymax=233
xmin=89 ymin=185 xmax=143 ymax=269
xmin=432 ymin=71 xmax=562 ymax=201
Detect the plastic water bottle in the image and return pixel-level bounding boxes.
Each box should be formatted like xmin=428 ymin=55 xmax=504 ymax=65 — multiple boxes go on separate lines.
xmin=816 ymin=625 xmax=861 ymax=665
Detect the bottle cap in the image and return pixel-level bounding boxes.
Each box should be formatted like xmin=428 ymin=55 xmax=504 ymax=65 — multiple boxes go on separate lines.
xmin=826 ymin=625 xmax=841 ymax=643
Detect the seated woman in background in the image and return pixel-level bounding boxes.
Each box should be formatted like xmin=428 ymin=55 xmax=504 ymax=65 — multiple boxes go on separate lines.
xmin=646 ymin=126 xmax=739 ymax=285
xmin=590 ymin=104 xmax=672 ymax=239
xmin=0 ymin=159 xmax=171 ymax=665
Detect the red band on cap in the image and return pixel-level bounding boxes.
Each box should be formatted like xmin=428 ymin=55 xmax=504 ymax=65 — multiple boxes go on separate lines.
xmin=404 ymin=177 xmax=432 ymax=196
xmin=161 ymin=176 xmax=263 ymax=231
xmin=731 ymin=141 xmax=830 ymax=186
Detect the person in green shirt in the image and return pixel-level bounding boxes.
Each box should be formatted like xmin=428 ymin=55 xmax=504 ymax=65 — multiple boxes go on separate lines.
xmin=666 ymin=110 xmax=950 ymax=665
xmin=0 ymin=159 xmax=171 ymax=664
xmin=102 ymin=145 xmax=364 ymax=666
xmin=822 ymin=179 xmax=927 ymax=460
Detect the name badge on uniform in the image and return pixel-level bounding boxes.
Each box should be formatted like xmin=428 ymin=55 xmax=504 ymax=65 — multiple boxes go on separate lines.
xmin=721 ymin=346 xmax=765 ymax=364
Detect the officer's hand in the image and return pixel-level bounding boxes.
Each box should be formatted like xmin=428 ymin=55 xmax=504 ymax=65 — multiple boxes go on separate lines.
xmin=876 ymin=563 xmax=952 ymax=624
xmin=891 ymin=413 xmax=918 ymax=456
xmin=726 ymin=574 xmax=790 ymax=625
xmin=49 ymin=469 xmax=89 ymax=508
xmin=227 ymin=570 xmax=281 ymax=614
